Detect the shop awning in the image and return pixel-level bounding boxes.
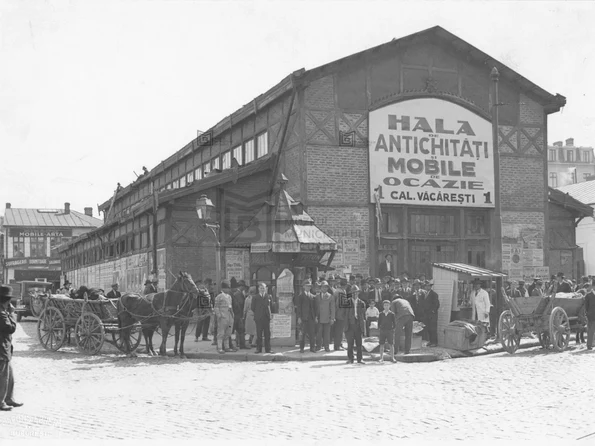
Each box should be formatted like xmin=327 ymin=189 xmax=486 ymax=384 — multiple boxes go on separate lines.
xmin=433 ymin=263 xmax=508 ymax=278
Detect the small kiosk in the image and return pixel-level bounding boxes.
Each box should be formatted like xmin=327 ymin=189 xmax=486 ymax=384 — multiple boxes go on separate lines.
xmin=432 ymin=263 xmax=508 ymax=350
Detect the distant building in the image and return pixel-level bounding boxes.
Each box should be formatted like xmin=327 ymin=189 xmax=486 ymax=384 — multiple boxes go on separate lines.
xmin=1 ymin=202 xmax=103 ymax=288
xmin=548 ymin=138 xmax=595 ymax=188
xmin=557 ymin=179 xmax=595 ymax=276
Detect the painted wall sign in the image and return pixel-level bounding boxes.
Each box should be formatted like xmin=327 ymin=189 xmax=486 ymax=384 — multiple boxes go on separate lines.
xmin=4 ymin=258 xmax=61 ymax=269
xmin=9 ymin=228 xmax=73 ymax=238
xmin=225 ymin=249 xmax=250 ymax=281
xmin=369 ymin=98 xmax=495 ymax=208
xmin=250 ymin=243 xmax=272 ymax=253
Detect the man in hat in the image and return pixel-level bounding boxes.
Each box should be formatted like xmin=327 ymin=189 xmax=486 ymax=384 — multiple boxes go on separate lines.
xmin=214 ymin=280 xmax=236 ymax=353
xmin=0 ymin=286 xmax=22 ymax=410
xmin=295 ymin=279 xmax=319 ymax=353
xmin=471 ymin=279 xmax=491 ymax=327
xmin=195 ymin=280 xmax=213 ymax=342
xmin=106 ymin=283 xmax=121 ymax=300
xmin=378 ymin=254 xmax=395 ymax=279
xmin=59 ymin=280 xmax=72 ymax=295
xmin=143 ymin=279 xmax=157 ymax=295
xmin=252 ymin=282 xmax=273 ymax=354
xmin=232 ymin=280 xmax=249 ymax=349
xmin=424 ymin=281 xmax=440 ymax=347
xmin=516 ymin=280 xmax=529 ymax=298
xmin=344 ymin=284 xmax=366 ymax=364
xmin=332 ymin=280 xmax=347 ymax=352
xmin=553 ymin=272 xmax=572 ymax=294
xmin=316 ymin=280 xmax=335 ymax=352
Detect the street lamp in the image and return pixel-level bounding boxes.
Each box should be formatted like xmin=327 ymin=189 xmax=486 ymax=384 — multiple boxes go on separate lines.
xmin=196 ymin=194 xmax=222 ymax=290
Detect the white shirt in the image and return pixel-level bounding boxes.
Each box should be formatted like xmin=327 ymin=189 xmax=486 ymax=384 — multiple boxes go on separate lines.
xmin=471 ymin=288 xmax=492 ymax=322
xmin=352 ymin=299 xmax=358 ymax=319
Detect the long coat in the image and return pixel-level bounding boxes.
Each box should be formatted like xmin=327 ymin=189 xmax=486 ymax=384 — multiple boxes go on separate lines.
xmin=471 ymin=288 xmax=491 ymax=323
xmin=0 ymin=306 xmax=16 ymax=362
xmin=243 ymin=294 xmax=257 ymax=336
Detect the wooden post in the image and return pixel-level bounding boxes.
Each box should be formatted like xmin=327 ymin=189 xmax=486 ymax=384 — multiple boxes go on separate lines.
xmin=490 ymin=67 xmax=503 ymax=273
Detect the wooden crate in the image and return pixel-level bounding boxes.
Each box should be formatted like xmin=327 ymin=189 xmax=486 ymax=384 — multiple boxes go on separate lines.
xmin=442 ymin=326 xmax=487 ymax=351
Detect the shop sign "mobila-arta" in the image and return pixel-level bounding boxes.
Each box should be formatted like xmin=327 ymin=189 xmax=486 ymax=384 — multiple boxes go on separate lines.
xmin=369 ymin=98 xmax=495 ymax=208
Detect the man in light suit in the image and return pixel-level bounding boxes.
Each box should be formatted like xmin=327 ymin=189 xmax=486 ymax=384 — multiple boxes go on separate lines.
xmin=378 ymin=254 xmax=395 ymax=279
xmin=471 ymin=279 xmax=492 ymax=329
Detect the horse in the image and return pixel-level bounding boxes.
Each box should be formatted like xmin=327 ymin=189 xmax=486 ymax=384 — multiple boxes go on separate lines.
xmin=117 ymin=271 xmax=204 ymax=358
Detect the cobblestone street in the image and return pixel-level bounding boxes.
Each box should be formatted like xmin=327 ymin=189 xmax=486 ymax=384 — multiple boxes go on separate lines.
xmin=1 ymin=319 xmax=595 ymax=441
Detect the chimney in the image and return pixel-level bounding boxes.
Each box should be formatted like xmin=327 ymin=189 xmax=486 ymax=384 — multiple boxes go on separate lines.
xmin=553 ymin=141 xmax=563 ymax=147
xmin=565 ymin=138 xmax=574 ymax=147
xmin=84 ymin=207 xmax=93 ymax=217
xmin=64 ymin=202 xmax=70 ymax=214
xmin=5 ymin=203 xmax=10 ymax=209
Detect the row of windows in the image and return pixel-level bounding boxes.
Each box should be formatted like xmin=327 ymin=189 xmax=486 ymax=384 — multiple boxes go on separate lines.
xmin=548 ymin=149 xmax=593 ymax=163
xmin=62 ymin=224 xmax=166 ymax=270
xmin=159 ymin=132 xmax=268 ymax=193
xmin=548 ymin=171 xmax=592 ymax=187
xmin=380 ymin=211 xmax=489 ymax=236
xmin=11 ymin=236 xmax=66 ymax=258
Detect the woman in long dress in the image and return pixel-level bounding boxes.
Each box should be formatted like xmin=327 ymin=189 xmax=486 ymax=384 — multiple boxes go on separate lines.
xmin=243 ymin=286 xmax=258 ymax=347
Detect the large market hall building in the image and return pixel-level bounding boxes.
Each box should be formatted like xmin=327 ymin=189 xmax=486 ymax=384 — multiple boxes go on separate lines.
xmin=58 ymin=26 xmax=566 ymax=292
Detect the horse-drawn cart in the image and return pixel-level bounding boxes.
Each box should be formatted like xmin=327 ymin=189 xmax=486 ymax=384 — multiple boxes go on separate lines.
xmin=36 ymin=295 xmax=142 ymax=355
xmin=499 ymin=291 xmax=586 ymax=354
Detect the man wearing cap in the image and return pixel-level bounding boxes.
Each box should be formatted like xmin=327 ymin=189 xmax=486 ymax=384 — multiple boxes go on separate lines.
xmin=232 ymin=280 xmax=249 ymax=350
xmin=106 ymin=283 xmax=121 ymax=300
xmin=344 ymin=284 xmax=366 ymax=364
xmin=214 ymin=280 xmax=236 ymax=353
xmin=390 ymin=295 xmax=415 ymax=355
xmin=424 ymin=281 xmax=440 ymax=347
xmin=0 ymin=286 xmax=22 ymax=410
xmin=516 ymin=280 xmax=529 ymax=298
xmin=295 ymin=279 xmax=319 ymax=353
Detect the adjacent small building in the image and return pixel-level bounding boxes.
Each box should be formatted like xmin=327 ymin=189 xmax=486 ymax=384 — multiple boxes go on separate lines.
xmin=548 ymin=187 xmax=593 ymax=279
xmin=556 ymin=179 xmax=595 ymax=276
xmin=1 ymin=203 xmax=103 ymax=288
xmin=548 ymin=138 xmax=595 ymax=188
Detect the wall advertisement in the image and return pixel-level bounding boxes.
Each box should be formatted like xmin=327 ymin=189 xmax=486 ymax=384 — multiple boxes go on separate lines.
xmin=501 ymin=224 xmax=545 ymax=282
xmin=369 ymin=98 xmax=495 ymax=208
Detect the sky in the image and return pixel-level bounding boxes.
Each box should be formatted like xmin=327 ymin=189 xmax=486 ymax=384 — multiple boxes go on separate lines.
xmin=1 ymin=0 xmax=594 ymax=216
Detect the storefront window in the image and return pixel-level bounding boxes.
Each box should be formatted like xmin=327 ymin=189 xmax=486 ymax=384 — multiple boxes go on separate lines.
xmin=409 ymin=214 xmax=455 ymax=236
xmin=12 ymin=237 xmax=25 ymax=258
xmin=466 ymin=215 xmax=486 ymax=235
xmin=30 ymin=236 xmax=47 ymax=257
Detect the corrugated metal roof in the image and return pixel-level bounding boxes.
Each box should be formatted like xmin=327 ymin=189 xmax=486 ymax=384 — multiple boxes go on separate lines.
xmin=433 ymin=263 xmax=508 ymax=278
xmin=557 ymin=179 xmax=595 ymax=205
xmin=3 ymin=208 xmax=103 ymax=228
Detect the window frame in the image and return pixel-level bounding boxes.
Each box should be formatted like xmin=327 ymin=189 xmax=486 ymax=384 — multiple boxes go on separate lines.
xmin=30 ymin=236 xmax=47 ymax=258
xmin=232 ymin=145 xmax=243 ymax=165
xmin=222 ymin=150 xmax=231 ymax=169
xmin=256 ymin=132 xmax=268 ymax=158
xmin=549 ymin=172 xmax=558 ymax=188
xmin=244 ymin=139 xmax=255 ymax=164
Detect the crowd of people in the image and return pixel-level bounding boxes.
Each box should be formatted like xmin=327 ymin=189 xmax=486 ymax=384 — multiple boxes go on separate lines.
xmin=190 ymin=273 xmax=440 ymax=364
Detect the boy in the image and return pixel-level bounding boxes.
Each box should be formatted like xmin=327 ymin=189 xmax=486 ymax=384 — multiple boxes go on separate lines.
xmin=365 ymin=299 xmax=379 ymax=337
xmin=377 ymin=300 xmax=397 ymax=363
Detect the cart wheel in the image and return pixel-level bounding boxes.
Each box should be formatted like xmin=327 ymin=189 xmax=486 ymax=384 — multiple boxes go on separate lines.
xmin=30 ymin=295 xmax=45 ymax=318
xmin=538 ymin=331 xmax=550 ymax=349
xmin=37 ymin=307 xmax=67 ymax=351
xmin=112 ymin=323 xmax=142 ymax=353
xmin=549 ymin=307 xmax=570 ymax=352
xmin=75 ymin=313 xmax=105 ymax=355
xmin=499 ymin=310 xmax=520 ymax=354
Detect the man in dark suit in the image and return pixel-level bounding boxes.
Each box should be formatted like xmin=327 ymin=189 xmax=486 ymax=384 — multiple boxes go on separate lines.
xmin=0 ymin=286 xmax=22 ymax=411
xmin=232 ymin=280 xmax=249 ymax=350
xmin=106 ymin=283 xmax=121 ymax=300
xmin=343 ymin=284 xmax=367 ymax=364
xmin=378 ymin=254 xmax=395 ymax=278
xmin=251 ymin=282 xmax=273 ymax=354
xmin=424 ymin=281 xmax=440 ymax=347
xmin=584 ymin=280 xmax=595 ymax=350
xmin=295 ymin=279 xmax=319 ymax=353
